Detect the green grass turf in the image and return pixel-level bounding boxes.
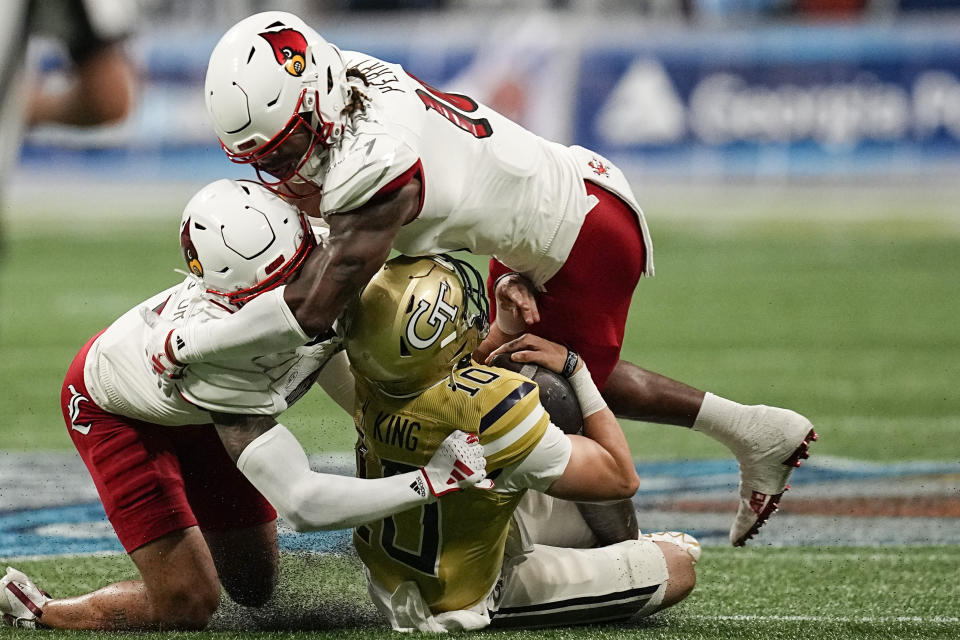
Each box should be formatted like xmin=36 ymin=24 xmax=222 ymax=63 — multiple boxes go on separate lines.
xmin=2 ymin=546 xmax=957 ymax=639
xmin=2 ymin=203 xmax=959 ymax=461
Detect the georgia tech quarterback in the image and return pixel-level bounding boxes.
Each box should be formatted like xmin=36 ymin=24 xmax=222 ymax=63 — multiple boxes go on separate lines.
xmin=341 ymin=255 xmax=698 ymax=632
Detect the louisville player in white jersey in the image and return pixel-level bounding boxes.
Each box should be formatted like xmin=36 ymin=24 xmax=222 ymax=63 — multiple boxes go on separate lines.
xmin=0 ymin=180 xmax=490 ymax=631
xmin=340 ymin=254 xmax=698 ymax=632
xmin=147 ymin=11 xmax=817 ymax=546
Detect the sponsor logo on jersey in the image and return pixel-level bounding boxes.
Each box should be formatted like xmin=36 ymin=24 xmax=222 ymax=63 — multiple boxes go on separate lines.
xmin=67 ymin=385 xmax=91 ymax=435
xmin=260 ymin=29 xmax=308 ymax=77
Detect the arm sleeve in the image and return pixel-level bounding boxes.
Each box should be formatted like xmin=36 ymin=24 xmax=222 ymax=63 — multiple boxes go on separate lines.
xmin=493 ymin=423 xmax=572 ymax=494
xmin=172 ymin=286 xmax=310 ymax=364
xmin=236 ymin=424 xmax=429 ymax=531
xmin=314 ymin=350 xmax=356 ymax=415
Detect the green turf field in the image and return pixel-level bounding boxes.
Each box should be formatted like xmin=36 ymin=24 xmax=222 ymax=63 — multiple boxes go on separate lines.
xmin=1 ymin=185 xmax=958 ymax=638
xmin=2 ymin=189 xmax=959 ymax=461
xmin=3 ymin=546 xmax=958 ymax=639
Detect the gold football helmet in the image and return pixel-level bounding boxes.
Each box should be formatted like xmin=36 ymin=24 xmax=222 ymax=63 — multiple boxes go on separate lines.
xmin=343 ymin=255 xmax=489 ymax=396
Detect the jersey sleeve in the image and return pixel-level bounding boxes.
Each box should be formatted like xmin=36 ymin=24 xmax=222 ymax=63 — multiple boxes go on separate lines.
xmin=491 ymin=423 xmax=572 ymax=494
xmin=476 ymin=377 xmax=552 ymax=472
xmin=319 ymin=117 xmax=421 ymax=215
xmin=174 ymin=291 xmax=340 ymax=415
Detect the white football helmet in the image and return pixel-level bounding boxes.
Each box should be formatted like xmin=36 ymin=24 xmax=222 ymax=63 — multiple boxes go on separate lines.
xmin=205 ymin=11 xmax=350 ymax=190
xmin=179 ymin=179 xmax=316 ymax=305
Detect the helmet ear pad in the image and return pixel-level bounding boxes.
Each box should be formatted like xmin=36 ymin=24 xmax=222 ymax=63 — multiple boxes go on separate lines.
xmin=488 ymin=354 xmax=583 ymax=435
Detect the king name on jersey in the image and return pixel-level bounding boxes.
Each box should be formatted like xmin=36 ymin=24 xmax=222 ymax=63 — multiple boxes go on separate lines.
xmin=371 ymin=410 xmax=421 ymax=452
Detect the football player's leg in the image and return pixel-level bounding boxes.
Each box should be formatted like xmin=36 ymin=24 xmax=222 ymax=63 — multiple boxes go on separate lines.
xmin=43 ymin=358 xmax=223 ymax=629
xmin=506 ymin=491 xmax=596 ymax=557
xmin=508 ymin=489 xmax=637 ymax=559
xmin=39 ymin=527 xmax=221 ymax=630
xmin=177 ymin=426 xmax=279 ymax=608
xmin=543 ymin=185 xmax=817 ymax=545
xmin=604 ymin=361 xmax=817 ymax=545
xmin=490 ymin=536 xmax=694 ymax=629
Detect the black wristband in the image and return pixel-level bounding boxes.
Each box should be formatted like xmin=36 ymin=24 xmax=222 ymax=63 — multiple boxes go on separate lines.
xmin=561 ymin=349 xmax=579 ymax=378
xmin=493 ymin=271 xmax=522 ymax=291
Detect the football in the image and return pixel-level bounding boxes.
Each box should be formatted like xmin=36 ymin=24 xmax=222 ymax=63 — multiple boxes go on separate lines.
xmin=488 ymin=353 xmax=583 ymax=435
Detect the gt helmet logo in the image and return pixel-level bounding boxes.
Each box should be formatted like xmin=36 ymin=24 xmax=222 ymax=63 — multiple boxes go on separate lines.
xmin=179 ymin=217 xmax=204 ymax=277
xmin=405 ymin=281 xmax=460 ymax=350
xmin=259 ymin=28 xmax=308 ymax=77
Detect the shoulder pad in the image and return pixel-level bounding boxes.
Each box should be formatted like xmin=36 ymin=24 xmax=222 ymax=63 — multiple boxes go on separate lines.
xmin=320 ymin=116 xmax=419 ymax=214
xmin=457 ymin=365 xmax=549 ymax=470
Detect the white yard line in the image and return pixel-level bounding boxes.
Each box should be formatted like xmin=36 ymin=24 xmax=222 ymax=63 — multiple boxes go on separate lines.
xmin=687 ymin=614 xmax=959 ymax=624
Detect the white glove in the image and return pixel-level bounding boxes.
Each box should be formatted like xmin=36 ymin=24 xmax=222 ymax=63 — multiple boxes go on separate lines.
xmin=1 ymin=567 xmax=51 ymax=629
xmin=140 ymin=307 xmax=185 ymax=397
xmin=420 ymin=430 xmax=493 ymax=498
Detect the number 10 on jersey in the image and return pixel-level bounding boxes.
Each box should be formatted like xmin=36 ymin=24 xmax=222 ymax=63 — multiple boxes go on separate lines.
xmin=410 ymin=74 xmax=493 ymax=139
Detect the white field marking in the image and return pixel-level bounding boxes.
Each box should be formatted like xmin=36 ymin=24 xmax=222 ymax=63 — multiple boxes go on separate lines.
xmin=714 ymin=549 xmax=960 ymax=562
xmin=687 ymin=614 xmax=959 ymax=624
xmin=3 ymin=550 xmax=125 ymax=562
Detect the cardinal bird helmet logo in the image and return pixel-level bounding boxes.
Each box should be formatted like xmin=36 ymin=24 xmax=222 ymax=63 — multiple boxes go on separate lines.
xmin=260 ymin=28 xmax=308 ymax=77
xmin=180 ymin=217 xmax=204 ymax=277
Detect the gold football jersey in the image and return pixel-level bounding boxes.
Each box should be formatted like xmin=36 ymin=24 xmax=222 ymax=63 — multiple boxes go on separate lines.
xmin=352 ymin=361 xmax=550 ymax=613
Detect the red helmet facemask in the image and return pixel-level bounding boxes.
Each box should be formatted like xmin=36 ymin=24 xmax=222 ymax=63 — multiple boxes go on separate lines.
xmin=220 ymin=89 xmax=332 ymax=199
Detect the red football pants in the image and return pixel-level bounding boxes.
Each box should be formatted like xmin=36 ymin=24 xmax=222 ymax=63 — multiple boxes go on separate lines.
xmin=488 ymin=181 xmax=646 ymax=388
xmin=62 ymin=332 xmax=276 ymax=553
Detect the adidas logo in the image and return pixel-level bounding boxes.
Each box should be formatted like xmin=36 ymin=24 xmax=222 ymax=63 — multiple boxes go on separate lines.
xmin=409 ymin=476 xmax=426 ymax=498
xmin=447 ymin=459 xmax=474 ymax=484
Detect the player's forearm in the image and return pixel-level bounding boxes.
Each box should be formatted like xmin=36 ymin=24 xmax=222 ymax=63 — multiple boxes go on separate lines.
xmin=581 ymin=408 xmax=639 ymax=491
xmin=572 ymin=365 xmax=639 ymax=493
xmin=285 ymin=231 xmax=392 ymax=336
xmin=170 ymin=286 xmax=309 ymax=364
xmin=236 ymin=425 xmax=429 ymax=531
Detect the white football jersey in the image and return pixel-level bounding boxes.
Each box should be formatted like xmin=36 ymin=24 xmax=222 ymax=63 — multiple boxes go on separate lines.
xmin=83 ymin=277 xmax=340 ymax=426
xmin=306 ymin=53 xmax=653 ymax=286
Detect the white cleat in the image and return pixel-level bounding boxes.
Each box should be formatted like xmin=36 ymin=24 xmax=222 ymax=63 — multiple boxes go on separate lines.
xmin=729 ymin=407 xmax=818 ymax=547
xmin=642 ymin=531 xmax=702 ymax=564
xmin=1 ymin=567 xmax=51 ymax=629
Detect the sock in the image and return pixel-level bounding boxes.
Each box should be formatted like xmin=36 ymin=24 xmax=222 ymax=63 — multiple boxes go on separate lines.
xmin=691 ymin=392 xmax=748 ymax=450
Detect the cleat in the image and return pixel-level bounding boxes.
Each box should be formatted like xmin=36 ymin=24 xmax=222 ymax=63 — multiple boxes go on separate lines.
xmin=1 ymin=568 xmax=51 ymax=629
xmin=642 ymin=531 xmax=702 ymax=565
xmin=728 ymin=410 xmax=816 ymax=547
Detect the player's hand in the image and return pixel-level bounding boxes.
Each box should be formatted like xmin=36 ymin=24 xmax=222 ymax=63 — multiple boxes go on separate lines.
xmin=140 ymin=307 xmax=185 ymax=397
xmin=494 ymin=272 xmax=539 ymax=335
xmin=485 ymin=333 xmax=581 ymax=376
xmin=420 ymin=430 xmax=493 ymax=498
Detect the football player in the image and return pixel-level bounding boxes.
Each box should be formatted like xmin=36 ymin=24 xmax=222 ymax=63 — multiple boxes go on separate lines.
xmin=149 ymin=11 xmax=816 ymax=546
xmin=339 ymin=254 xmax=698 ymax=632
xmin=0 ymin=180 xmax=489 ymax=631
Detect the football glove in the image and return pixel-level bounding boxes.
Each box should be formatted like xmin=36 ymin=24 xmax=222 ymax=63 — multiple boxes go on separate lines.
xmin=1 ymin=567 xmax=51 ymax=629
xmin=140 ymin=307 xmax=185 ymax=397
xmin=420 ymin=430 xmax=493 ymax=498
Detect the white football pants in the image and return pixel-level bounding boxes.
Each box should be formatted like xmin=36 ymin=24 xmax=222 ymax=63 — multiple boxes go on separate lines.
xmin=365 ymin=491 xmax=668 ymax=632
